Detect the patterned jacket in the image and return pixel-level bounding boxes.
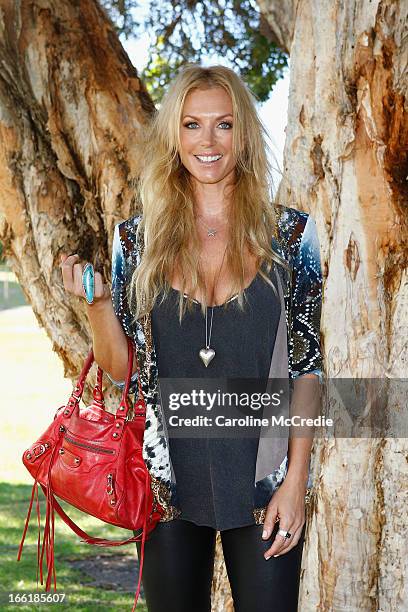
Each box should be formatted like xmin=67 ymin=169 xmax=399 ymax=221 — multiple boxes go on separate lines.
xmin=109 ymin=204 xmax=324 ymax=524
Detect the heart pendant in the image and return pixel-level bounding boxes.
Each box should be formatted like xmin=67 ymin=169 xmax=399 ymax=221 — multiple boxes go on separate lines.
xmin=199 ymin=347 xmax=215 ymax=367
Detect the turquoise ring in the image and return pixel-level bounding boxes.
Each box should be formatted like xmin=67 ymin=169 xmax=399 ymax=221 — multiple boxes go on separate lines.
xmin=82 ymin=263 xmax=95 ymax=304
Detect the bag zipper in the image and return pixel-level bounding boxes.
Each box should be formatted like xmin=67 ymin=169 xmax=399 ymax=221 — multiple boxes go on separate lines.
xmin=64 ymin=435 xmax=115 ymax=455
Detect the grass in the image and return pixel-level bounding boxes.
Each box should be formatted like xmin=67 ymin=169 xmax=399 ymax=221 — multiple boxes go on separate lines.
xmin=0 ymin=262 xmax=27 ymax=310
xmin=0 ymin=279 xmax=27 ymax=310
xmin=0 ymin=304 xmax=147 ymax=611
xmin=0 ymin=482 xmax=147 ymax=611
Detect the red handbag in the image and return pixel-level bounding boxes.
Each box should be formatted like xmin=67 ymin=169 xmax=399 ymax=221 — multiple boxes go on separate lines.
xmin=17 ymin=336 xmax=163 ymax=610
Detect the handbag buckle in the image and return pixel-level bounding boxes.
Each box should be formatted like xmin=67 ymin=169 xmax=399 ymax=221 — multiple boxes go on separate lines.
xmin=71 ymin=384 xmax=83 ymax=402
xmin=26 ymin=442 xmax=50 ymax=461
xmin=36 ymin=443 xmax=50 ymax=456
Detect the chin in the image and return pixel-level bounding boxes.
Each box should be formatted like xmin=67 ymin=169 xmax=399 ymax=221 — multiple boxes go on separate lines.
xmin=194 ymin=174 xmax=227 ymax=185
xmin=188 ymin=165 xmax=235 ymax=185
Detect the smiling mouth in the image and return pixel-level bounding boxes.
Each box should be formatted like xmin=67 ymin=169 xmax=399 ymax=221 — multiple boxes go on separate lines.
xmin=194 ymin=154 xmax=223 ymax=164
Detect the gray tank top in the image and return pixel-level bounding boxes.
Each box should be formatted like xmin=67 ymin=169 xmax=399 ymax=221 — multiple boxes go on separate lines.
xmin=151 ymin=271 xmax=281 ymax=531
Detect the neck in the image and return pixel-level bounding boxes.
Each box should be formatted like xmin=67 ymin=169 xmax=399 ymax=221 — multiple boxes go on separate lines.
xmin=192 ymin=177 xmax=234 ymax=221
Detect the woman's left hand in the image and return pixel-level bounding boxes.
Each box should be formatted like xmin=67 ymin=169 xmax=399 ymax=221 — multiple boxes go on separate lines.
xmin=261 ymin=476 xmax=307 ymax=559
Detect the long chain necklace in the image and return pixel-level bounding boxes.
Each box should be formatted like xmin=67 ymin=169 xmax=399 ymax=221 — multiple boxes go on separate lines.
xmin=199 ymin=243 xmax=228 ymax=367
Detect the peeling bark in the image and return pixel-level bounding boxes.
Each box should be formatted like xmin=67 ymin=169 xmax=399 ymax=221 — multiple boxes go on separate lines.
xmin=258 ymin=0 xmax=408 ymax=609
xmin=0 ymin=0 xmax=154 ymax=380
xmin=257 ymin=0 xmax=297 ymax=53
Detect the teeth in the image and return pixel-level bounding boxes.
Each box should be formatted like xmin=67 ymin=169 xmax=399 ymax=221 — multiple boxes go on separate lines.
xmin=195 ymin=154 xmax=222 ymax=162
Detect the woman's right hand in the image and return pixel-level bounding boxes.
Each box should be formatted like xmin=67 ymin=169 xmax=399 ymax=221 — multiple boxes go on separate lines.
xmin=60 ymin=254 xmax=111 ymax=305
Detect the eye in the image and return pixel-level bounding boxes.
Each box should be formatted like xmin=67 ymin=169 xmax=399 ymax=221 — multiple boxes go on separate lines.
xmin=184 ymin=121 xmax=199 ymax=129
xmin=218 ymin=121 xmax=232 ymax=129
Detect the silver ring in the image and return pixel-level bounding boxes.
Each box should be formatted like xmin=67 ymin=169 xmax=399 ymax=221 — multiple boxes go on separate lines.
xmin=277 ymin=529 xmax=292 ymax=539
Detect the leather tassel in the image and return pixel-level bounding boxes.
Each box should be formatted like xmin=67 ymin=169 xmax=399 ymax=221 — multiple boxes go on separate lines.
xmin=35 ymin=484 xmax=42 ymax=587
xmin=18 ymin=472 xmax=151 ymax=609
xmin=37 ymin=443 xmax=59 ymax=592
xmin=130 ymin=466 xmax=150 ymax=611
xmin=17 ymin=480 xmax=37 ymax=561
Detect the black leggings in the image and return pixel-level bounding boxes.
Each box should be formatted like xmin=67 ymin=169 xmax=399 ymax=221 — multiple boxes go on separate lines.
xmin=135 ymin=518 xmax=306 ymax=612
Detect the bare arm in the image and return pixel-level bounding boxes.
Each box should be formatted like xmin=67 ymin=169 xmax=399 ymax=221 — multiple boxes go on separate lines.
xmin=286 ymin=372 xmax=321 ymax=487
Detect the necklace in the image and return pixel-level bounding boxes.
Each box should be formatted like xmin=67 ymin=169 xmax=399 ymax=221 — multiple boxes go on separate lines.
xmin=199 ymin=243 xmax=228 ymax=367
xmin=196 ymin=215 xmax=224 ymax=238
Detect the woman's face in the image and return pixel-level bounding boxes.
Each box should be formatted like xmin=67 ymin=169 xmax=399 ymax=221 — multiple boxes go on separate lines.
xmin=179 ymin=86 xmax=235 ymax=187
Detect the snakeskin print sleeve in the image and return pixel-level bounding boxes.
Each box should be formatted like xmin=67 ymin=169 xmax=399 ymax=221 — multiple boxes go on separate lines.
xmin=106 ymin=223 xmax=139 ymax=392
xmin=290 ymin=214 xmax=324 ymax=382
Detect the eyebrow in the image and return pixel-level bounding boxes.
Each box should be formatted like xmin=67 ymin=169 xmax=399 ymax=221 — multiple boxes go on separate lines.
xmin=182 ymin=113 xmax=233 ymax=120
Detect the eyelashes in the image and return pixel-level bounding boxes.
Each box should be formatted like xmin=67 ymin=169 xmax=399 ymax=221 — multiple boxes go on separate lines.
xmin=183 ymin=121 xmax=233 ymax=129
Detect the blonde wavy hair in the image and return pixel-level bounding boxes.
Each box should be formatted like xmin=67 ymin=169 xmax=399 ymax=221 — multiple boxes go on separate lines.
xmin=127 ymin=63 xmax=289 ymax=323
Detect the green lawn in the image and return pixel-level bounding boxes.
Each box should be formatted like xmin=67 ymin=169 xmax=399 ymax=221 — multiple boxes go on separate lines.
xmin=0 ymin=482 xmax=146 ymax=611
xmin=0 ymin=263 xmax=27 ymax=310
xmin=0 ymin=305 xmax=147 ymax=611
xmin=0 ymin=278 xmax=27 ymax=310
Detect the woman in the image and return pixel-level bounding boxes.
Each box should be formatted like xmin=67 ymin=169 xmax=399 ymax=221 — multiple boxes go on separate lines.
xmin=61 ymin=64 xmax=323 ymax=612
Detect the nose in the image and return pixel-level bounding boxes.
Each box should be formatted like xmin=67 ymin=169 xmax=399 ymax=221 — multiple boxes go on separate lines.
xmin=199 ymin=124 xmax=216 ymax=148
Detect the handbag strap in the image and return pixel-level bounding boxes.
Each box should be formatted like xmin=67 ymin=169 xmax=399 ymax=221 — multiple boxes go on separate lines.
xmin=67 ymin=337 xmax=143 ymax=420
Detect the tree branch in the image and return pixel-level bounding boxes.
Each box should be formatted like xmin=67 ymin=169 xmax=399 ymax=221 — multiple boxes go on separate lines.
xmin=256 ymin=0 xmax=299 ymax=54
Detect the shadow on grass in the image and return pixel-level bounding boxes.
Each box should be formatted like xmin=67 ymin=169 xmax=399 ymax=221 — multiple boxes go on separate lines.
xmin=0 ymin=482 xmax=147 ymax=611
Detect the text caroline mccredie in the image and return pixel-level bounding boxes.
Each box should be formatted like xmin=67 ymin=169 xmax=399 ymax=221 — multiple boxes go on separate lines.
xmin=167 ymin=415 xmax=333 ymax=428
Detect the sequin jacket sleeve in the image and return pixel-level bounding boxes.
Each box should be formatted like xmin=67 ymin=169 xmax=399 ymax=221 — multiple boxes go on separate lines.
xmin=289 ymin=213 xmax=324 ymax=381
xmin=106 ymin=223 xmax=139 ymax=392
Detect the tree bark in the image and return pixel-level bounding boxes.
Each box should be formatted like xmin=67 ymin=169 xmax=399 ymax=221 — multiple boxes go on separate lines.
xmin=257 ymin=0 xmax=408 ymax=610
xmin=257 ymin=0 xmax=297 ymax=54
xmin=0 ymin=1 xmax=235 ymax=608
xmin=0 ymin=0 xmax=154 ymax=380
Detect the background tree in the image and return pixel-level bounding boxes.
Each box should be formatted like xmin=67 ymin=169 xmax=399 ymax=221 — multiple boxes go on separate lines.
xmin=258 ymin=0 xmax=408 ymax=610
xmin=0 ymin=0 xmax=407 ymax=610
xmin=101 ymin=0 xmax=288 ymax=103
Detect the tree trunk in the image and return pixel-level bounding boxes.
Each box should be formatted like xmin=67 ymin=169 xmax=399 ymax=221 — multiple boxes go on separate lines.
xmin=0 ymin=0 xmax=155 ymax=379
xmin=257 ymin=0 xmax=408 ymax=609
xmin=0 ymin=1 xmax=233 ymax=608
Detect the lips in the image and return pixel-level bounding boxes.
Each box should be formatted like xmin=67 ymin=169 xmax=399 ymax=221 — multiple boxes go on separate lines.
xmin=194 ymin=154 xmax=223 ymax=163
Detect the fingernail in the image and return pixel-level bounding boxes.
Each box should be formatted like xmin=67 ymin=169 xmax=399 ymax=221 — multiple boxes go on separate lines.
xmin=264 ymin=555 xmax=271 ymax=560
xmin=273 ymin=554 xmax=280 ymax=557
xmin=262 ymin=530 xmax=268 ymax=539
